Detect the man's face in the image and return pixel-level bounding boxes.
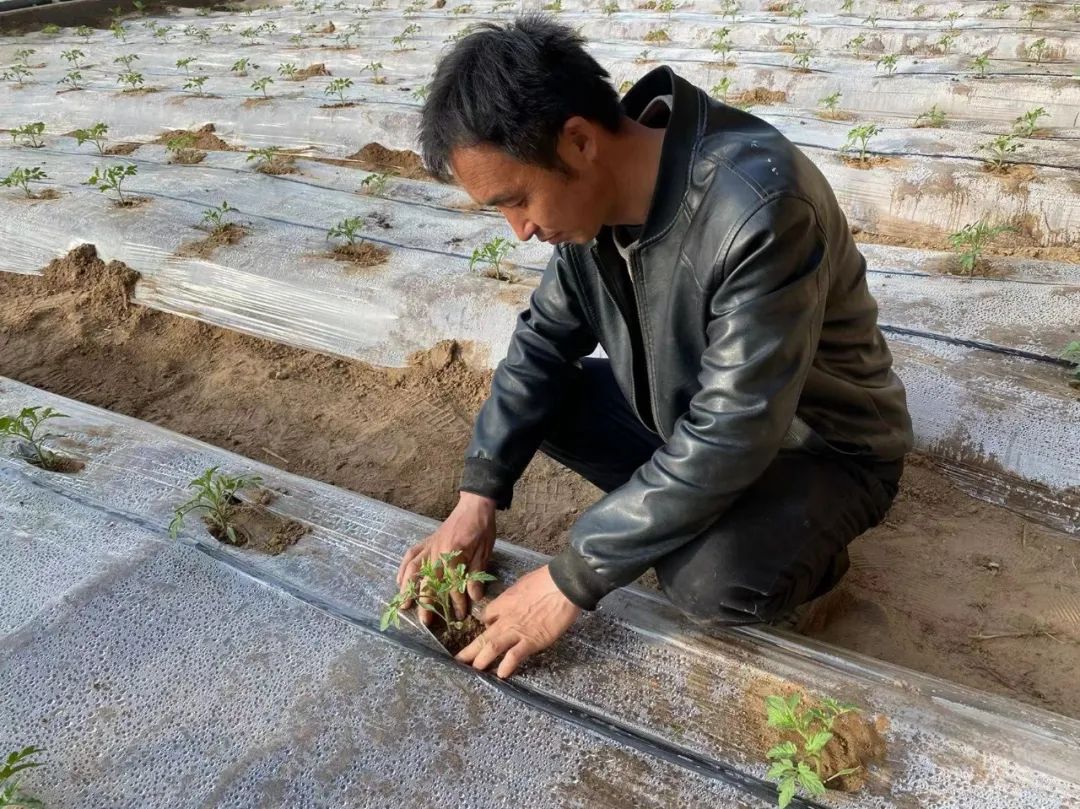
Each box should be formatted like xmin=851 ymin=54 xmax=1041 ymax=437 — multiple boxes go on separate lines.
xmin=449 ymin=121 xmax=610 ymax=246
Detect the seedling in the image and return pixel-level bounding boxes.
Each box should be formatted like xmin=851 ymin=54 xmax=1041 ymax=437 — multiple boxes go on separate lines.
xmin=278 ymin=62 xmax=299 ymax=79
xmin=59 ymin=69 xmax=85 ymax=90
xmin=166 ymin=133 xmax=201 ymax=161
xmin=636 ymin=49 xmax=652 ymax=63
xmin=1 ymin=166 xmax=48 ymax=198
xmin=1 ymin=64 xmax=32 ymax=84
xmin=1061 ymin=341 xmax=1080 ymax=386
xmin=711 ymin=76 xmax=732 ymax=100
xmin=656 ymin=0 xmax=678 ymax=11
xmin=240 ymin=26 xmax=261 ymax=45
xmin=41 ymin=23 xmax=60 ymax=35
xmin=73 ymin=123 xmax=109 ymax=155
xmin=841 ymin=123 xmax=881 ymax=164
xmin=914 ymin=104 xmax=946 ymax=127
xmin=845 ymin=34 xmax=866 ymax=58
xmin=1020 ymin=5 xmax=1045 ymax=28
xmin=644 ymin=27 xmax=669 ymax=42
xmin=201 ymin=201 xmax=236 ymax=233
xmin=935 ymin=33 xmax=957 ymax=55
xmin=0 ymin=745 xmax=45 ymax=808
xmin=85 ymin=163 xmax=138 ymax=205
xmin=411 ymin=83 xmax=430 ymax=101
xmin=780 ymin=30 xmax=807 ymax=51
xmin=863 ymin=11 xmax=878 ymax=26
xmin=184 ymin=75 xmax=209 ymax=95
xmin=1025 ymin=38 xmax=1049 ymax=65
xmin=362 ymin=61 xmax=385 ymax=84
xmin=114 ymin=53 xmax=139 ymax=69
xmin=786 ymin=2 xmax=806 ymax=23
xmin=404 ymin=0 xmax=425 ymax=15
xmin=987 ymin=1 xmax=1009 ymax=18
xmin=190 ymin=27 xmax=212 ymax=45
xmin=819 ymin=90 xmax=841 ymax=112
xmin=77 ymin=24 xmax=94 ymax=42
xmin=469 ymin=236 xmax=516 ymax=281
xmin=876 ymin=54 xmax=898 ymax=75
xmin=451 ymin=3 xmax=473 ymax=12
xmin=0 ymin=407 xmax=68 ymax=470
xmin=840 ymin=0 xmax=853 ymax=10
xmin=117 ymin=70 xmax=145 ymax=92
xmin=971 ymin=53 xmax=990 ymax=78
xmin=288 ymin=33 xmax=306 ymax=46
xmin=948 ymin=220 xmax=1013 ymax=274
xmin=392 ymin=23 xmax=421 ymax=50
xmin=61 ymin=48 xmax=86 ymax=68
xmin=978 ymin=133 xmax=1023 ymax=170
xmin=943 ymin=9 xmax=962 ymax=30
xmin=791 ymin=49 xmax=813 ymax=71
xmin=251 ymin=76 xmax=274 ymax=98
xmin=336 ymin=31 xmax=356 ymax=48
xmin=710 ymin=27 xmax=734 ymax=64
xmin=1014 ymin=106 xmax=1048 ymax=136
xmin=380 ymin=550 xmax=495 ymax=632
xmin=152 ymin=23 xmax=172 ymax=43
xmin=602 ymin=1 xmax=619 ymax=14
xmin=720 ymin=0 xmax=739 ymax=21
xmin=325 ymin=76 xmax=354 ymax=103
xmin=544 ymin=0 xmax=563 ymax=10
xmin=912 ymin=4 xmax=927 ymax=17
xmin=110 ymin=21 xmax=128 ymax=41
xmin=763 ymin=693 xmax=862 ymax=808
xmin=10 ymin=122 xmax=45 ymax=149
xmin=360 ymin=172 xmax=389 ymax=195
xmin=169 ymin=466 xmax=263 ymax=545
xmin=176 ymin=56 xmax=197 ymax=73
xmin=247 ymin=146 xmax=286 ymax=171
xmin=327 ymin=216 xmax=366 ymax=246
xmin=231 ymin=57 xmax=258 ymax=76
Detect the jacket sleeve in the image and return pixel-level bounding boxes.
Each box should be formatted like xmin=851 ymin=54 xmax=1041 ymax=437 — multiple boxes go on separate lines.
xmin=548 ymin=195 xmax=829 ymax=610
xmin=459 ymin=246 xmax=599 ymax=509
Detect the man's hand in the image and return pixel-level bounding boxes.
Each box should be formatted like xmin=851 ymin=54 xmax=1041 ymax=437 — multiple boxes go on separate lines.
xmin=396 ymin=492 xmax=496 ymax=625
xmin=456 ymin=565 xmax=582 ymax=679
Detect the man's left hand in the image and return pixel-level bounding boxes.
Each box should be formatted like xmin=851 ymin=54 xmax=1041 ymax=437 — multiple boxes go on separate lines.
xmin=456 ymin=564 xmax=581 ymax=679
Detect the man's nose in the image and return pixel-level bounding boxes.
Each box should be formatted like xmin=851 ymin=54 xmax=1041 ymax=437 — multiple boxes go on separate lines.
xmin=505 ymin=210 xmax=538 ymax=242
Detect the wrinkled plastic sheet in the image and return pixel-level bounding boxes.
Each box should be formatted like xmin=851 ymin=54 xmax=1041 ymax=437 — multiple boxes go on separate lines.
xmin=2 ymin=377 xmax=1079 ymax=807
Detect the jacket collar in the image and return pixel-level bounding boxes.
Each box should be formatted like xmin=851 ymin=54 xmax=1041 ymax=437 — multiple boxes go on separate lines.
xmin=610 ymin=66 xmax=704 ymax=248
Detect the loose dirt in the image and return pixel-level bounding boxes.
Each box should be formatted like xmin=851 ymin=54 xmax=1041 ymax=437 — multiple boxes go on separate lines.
xmin=104 ymin=142 xmax=141 ymax=156
xmin=2 ymin=245 xmax=1079 ymax=719
xmin=729 ymin=88 xmax=788 ymax=107
xmin=205 ymin=489 xmax=307 ymax=554
xmin=178 ymin=223 xmax=249 ymax=258
xmin=288 ymin=63 xmax=331 ymax=81
xmin=154 ymin=123 xmax=235 ymax=152
xmin=329 ymin=242 xmax=391 ymax=269
xmin=347 ymin=142 xmax=431 ymax=180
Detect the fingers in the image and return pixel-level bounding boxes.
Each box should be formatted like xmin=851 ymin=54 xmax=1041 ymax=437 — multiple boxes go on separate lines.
xmin=450 ymin=588 xmax=468 ymax=622
xmin=457 ymin=628 xmax=516 ymax=672
xmin=496 ymin=643 xmax=528 ymax=679
xmin=396 ymin=541 xmax=425 ymax=588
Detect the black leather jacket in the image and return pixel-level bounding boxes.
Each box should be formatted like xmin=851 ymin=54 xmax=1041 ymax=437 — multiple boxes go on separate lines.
xmin=460 ymin=67 xmax=914 ymax=610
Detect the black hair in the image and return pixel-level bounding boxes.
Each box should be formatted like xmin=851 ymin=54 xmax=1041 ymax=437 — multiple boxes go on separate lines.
xmin=419 ymin=14 xmax=623 ymax=181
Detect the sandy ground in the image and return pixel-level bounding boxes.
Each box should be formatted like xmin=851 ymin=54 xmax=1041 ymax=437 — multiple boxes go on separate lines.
xmin=2 ymin=245 xmax=1078 ymax=719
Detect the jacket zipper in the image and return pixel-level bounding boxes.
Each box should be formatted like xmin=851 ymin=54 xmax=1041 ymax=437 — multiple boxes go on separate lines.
xmin=591 ymin=242 xmax=660 ymax=436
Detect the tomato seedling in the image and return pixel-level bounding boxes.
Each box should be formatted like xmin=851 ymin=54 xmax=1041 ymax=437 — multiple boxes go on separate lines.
xmin=381 ymin=550 xmax=495 ymax=631
xmin=0 ymin=745 xmax=45 ymax=808
xmin=169 ymin=466 xmax=263 ymax=545
xmin=1 ymin=166 xmax=48 ymax=198
xmin=469 ymin=236 xmax=516 ymax=281
xmin=948 ymin=220 xmax=1013 ymax=275
xmin=0 ymin=406 xmax=69 ymax=470
xmin=85 ymin=163 xmax=138 ymax=205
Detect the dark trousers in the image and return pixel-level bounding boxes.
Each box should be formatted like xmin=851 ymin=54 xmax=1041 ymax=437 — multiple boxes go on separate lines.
xmin=538 ymin=358 xmax=903 ymax=625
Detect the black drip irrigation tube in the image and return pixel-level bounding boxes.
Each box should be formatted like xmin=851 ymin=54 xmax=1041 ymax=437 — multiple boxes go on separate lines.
xmin=880 ymin=322 xmax=1077 ymax=368
xmin=4 ymin=463 xmax=824 ymax=808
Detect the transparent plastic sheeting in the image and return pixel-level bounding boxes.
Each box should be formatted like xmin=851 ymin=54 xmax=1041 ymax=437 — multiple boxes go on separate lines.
xmin=1 ymin=378 xmax=1079 ymax=808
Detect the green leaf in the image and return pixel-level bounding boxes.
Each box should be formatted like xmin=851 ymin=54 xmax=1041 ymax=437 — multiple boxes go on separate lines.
xmin=826 ymin=765 xmax=861 ymax=782
xmin=767 ymin=741 xmax=797 ymax=760
xmin=805 ymin=730 xmax=832 ymax=754
xmin=765 ymin=696 xmax=795 ymax=728
xmin=777 ymin=777 xmax=796 ymax=808
xmin=766 ymin=760 xmax=794 ymax=780
xmin=797 ymin=762 xmax=826 ymax=795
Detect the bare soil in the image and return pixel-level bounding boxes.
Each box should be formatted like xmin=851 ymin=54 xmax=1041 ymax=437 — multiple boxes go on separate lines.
xmin=330 ymin=242 xmax=391 ymax=269
xmin=2 ymin=246 xmax=1079 ymax=719
xmin=851 ymin=225 xmax=1080 ymax=265
xmin=254 ymin=156 xmax=298 ymax=176
xmin=105 ymin=142 xmax=141 ymax=156
xmin=169 ymin=149 xmax=207 ymax=165
xmin=347 ymin=142 xmax=431 ymax=180
xmin=289 ymin=63 xmax=330 ymax=80
xmin=178 ymin=223 xmax=249 ymax=258
xmin=154 ymin=123 xmax=234 ymax=152
xmin=207 ymin=489 xmax=307 ymax=554
xmin=729 ymin=88 xmax=788 ymax=106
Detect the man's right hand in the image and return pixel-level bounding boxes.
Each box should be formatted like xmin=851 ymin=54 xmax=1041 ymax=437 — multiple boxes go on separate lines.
xmin=395 ymin=491 xmax=497 ymax=626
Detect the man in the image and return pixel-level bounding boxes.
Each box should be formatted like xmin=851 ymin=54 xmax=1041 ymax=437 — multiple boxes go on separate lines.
xmin=397 ymin=16 xmax=913 ymax=679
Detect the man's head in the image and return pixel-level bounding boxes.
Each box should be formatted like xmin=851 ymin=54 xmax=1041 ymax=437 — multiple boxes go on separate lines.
xmin=420 ymin=15 xmax=624 ymax=245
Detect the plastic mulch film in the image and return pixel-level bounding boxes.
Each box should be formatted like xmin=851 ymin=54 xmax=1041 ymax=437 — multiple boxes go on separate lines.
xmin=2 ymin=377 xmax=1079 ymax=807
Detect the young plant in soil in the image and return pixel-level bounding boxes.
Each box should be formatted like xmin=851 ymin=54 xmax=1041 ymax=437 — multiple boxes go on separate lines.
xmin=644 ymin=27 xmax=669 ymax=42
xmin=362 ymin=61 xmax=385 ymax=84
xmin=176 ymin=56 xmax=197 ymax=73
xmin=73 ymin=122 xmax=109 ymax=155
xmin=711 ymin=76 xmax=732 ymax=101
xmin=110 ymin=20 xmax=128 ymax=42
xmin=971 ymin=53 xmax=991 ymax=78
xmin=169 ymin=466 xmax=263 ymax=545
xmin=166 ymin=133 xmax=205 ymax=164
xmin=543 ymin=0 xmax=563 ymax=11
xmin=381 ymin=550 xmax=496 ymax=651
xmin=1025 ymin=38 xmax=1049 ymax=65
xmin=328 ymin=216 xmax=367 ymax=247
xmin=791 ymin=49 xmax=813 ymax=71
xmin=720 ymin=0 xmax=739 ymax=21
xmin=41 ymin=23 xmax=60 ymax=35
xmin=324 ymin=77 xmax=354 ymax=104
xmin=1 ymin=64 xmax=32 ymax=84
xmin=251 ymin=76 xmax=274 ymax=98
xmin=59 ymin=69 xmax=85 ymax=90
xmin=845 ymin=33 xmax=866 ymax=58
xmin=469 ymin=236 xmax=516 ymax=281
xmin=114 ymin=52 xmax=139 ymax=70
xmin=841 ymin=123 xmax=881 ymax=166
xmin=1020 ymin=5 xmax=1045 ymax=28
xmin=863 ymin=11 xmax=878 ymax=27
xmin=117 ymin=70 xmax=145 ymax=92
xmin=914 ymin=104 xmax=947 ymax=128
xmin=935 ymin=32 xmax=957 ymax=55
xmin=247 ymin=147 xmax=292 ymax=174
xmin=602 ymin=0 xmax=619 ymax=12
xmin=231 ymin=57 xmax=258 ymax=77
xmin=764 ymin=694 xmax=862 ymax=808
xmin=986 ymin=1 xmax=1009 ymax=18
xmin=840 ymin=0 xmax=853 ymax=10
xmin=948 ymin=220 xmax=1013 ymax=275
xmin=184 ymin=75 xmax=209 ymax=95
xmin=85 ymin=163 xmax=138 ymax=206
xmin=1013 ymin=106 xmax=1048 ymax=136
xmin=0 ymin=745 xmax=45 ymax=808
xmin=818 ymin=90 xmax=841 ymax=114
xmin=201 ymin=201 xmax=239 ymax=234
xmin=451 ymin=3 xmax=473 ymax=13
xmin=978 ymin=133 xmax=1023 ymax=171
xmin=360 ymin=172 xmax=390 ymax=196
xmin=780 ymin=30 xmax=807 ymax=52
xmin=61 ymin=48 xmax=86 ymax=69
xmin=411 ymin=83 xmax=430 ymax=102
xmin=943 ymin=9 xmax=962 ymax=30
xmin=1062 ymin=341 xmax=1080 ymax=388
xmin=875 ymin=53 xmax=898 ymax=75
xmin=1 ymin=166 xmax=48 ymax=198
xmin=278 ymin=62 xmax=299 ymax=79
xmin=77 ymin=24 xmax=94 ymax=42
xmin=392 ymin=23 xmax=421 ymax=50
xmin=0 ymin=406 xmax=72 ymax=471
xmin=710 ymin=27 xmax=733 ymax=65
xmin=10 ymin=123 xmax=45 ymax=149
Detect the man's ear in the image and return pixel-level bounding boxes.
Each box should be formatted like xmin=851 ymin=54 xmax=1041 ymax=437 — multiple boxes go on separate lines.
xmin=560 ymin=115 xmax=599 ymax=165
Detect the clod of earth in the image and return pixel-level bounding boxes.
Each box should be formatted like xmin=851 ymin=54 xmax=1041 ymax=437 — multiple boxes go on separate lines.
xmin=330 ymin=242 xmax=391 ymax=269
